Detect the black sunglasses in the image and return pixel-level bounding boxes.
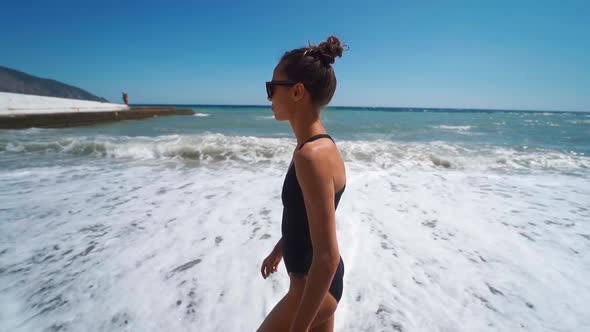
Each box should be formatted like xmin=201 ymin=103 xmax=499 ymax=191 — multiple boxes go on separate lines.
xmin=266 ymin=80 xmax=297 ymax=100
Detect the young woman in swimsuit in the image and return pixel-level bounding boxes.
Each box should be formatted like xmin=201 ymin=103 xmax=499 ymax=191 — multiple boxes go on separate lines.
xmin=257 ymin=35 xmax=348 ymax=332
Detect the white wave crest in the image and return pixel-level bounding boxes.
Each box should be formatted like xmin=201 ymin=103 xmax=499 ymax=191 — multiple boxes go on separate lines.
xmin=432 ymin=125 xmax=474 ymax=131
xmin=2 ymin=134 xmax=589 ymax=172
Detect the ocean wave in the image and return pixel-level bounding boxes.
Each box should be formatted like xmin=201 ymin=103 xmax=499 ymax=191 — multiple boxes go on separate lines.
xmin=339 ymin=140 xmax=589 ymax=172
xmin=2 ymin=134 xmax=588 ymax=172
xmin=193 ymin=113 xmax=210 ymax=117
xmin=1 ymin=134 xmax=294 ymax=166
xmin=432 ymin=125 xmax=474 ymax=131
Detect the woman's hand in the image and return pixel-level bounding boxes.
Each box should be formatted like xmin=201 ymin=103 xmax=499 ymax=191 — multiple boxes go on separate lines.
xmin=260 ymin=246 xmax=283 ymax=279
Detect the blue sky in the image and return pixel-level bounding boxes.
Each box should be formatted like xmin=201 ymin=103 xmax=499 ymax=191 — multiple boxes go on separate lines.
xmin=1 ymin=0 xmax=589 ymax=111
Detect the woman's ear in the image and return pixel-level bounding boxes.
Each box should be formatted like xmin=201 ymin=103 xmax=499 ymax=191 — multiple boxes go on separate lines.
xmin=292 ymin=83 xmax=306 ymax=102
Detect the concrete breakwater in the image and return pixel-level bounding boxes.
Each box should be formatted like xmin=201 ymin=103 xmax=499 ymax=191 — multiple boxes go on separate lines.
xmin=0 ymin=92 xmax=193 ymax=129
xmin=0 ymin=107 xmax=194 ymax=129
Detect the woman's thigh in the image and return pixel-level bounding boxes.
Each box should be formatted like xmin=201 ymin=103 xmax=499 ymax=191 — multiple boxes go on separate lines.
xmin=257 ymin=274 xmax=338 ymax=332
xmin=310 ymin=292 xmax=338 ymax=330
xmin=257 ymin=292 xmax=337 ymax=332
xmin=257 ymin=290 xmax=302 ymax=331
xmin=310 ymin=314 xmax=335 ymax=332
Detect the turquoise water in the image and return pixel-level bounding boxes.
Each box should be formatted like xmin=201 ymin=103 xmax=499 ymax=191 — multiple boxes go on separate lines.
xmin=1 ymin=106 xmax=589 ymax=169
xmin=123 ymin=106 xmax=590 ymax=153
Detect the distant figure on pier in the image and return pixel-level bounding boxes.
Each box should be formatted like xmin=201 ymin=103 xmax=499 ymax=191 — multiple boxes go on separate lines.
xmin=122 ymin=92 xmax=129 ymax=106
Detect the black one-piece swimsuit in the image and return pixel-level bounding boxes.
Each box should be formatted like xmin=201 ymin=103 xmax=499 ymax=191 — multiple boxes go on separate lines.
xmin=281 ymin=134 xmax=346 ymax=303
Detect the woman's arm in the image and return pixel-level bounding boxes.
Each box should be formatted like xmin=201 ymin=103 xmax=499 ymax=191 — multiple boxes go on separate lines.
xmin=290 ymin=147 xmax=341 ymax=331
xmin=273 ymin=237 xmax=283 ymax=253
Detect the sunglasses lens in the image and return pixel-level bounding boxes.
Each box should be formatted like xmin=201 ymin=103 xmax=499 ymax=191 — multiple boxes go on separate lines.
xmin=266 ymin=82 xmax=273 ymax=99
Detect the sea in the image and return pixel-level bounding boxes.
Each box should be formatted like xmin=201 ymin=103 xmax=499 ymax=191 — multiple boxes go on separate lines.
xmin=1 ymin=106 xmax=589 ymax=331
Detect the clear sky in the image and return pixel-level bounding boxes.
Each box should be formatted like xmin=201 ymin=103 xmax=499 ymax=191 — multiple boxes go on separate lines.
xmin=1 ymin=0 xmax=589 ymax=111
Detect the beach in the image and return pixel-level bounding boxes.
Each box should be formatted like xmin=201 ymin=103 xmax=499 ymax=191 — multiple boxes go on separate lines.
xmin=1 ymin=106 xmax=589 ymax=331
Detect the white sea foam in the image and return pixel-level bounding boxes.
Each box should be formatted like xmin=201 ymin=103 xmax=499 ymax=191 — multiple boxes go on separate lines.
xmin=193 ymin=113 xmax=210 ymax=117
xmin=256 ymin=115 xmax=275 ymax=120
xmin=1 ymin=149 xmax=589 ymax=331
xmin=2 ymin=134 xmax=589 ymax=173
xmin=433 ymin=125 xmax=474 ymax=131
xmin=431 ymin=125 xmax=477 ymax=135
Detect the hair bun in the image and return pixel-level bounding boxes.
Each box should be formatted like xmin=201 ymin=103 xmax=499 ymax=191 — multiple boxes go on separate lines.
xmin=306 ymin=35 xmax=348 ymax=65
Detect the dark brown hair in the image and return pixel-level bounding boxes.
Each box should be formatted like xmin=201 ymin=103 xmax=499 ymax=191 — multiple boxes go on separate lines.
xmin=278 ymin=35 xmax=348 ymax=107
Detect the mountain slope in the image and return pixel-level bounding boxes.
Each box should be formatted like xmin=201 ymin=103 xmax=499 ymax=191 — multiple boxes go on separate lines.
xmin=0 ymin=66 xmax=108 ymax=102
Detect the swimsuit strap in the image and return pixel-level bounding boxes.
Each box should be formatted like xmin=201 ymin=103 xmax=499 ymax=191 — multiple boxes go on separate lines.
xmin=297 ymin=134 xmax=334 ymax=150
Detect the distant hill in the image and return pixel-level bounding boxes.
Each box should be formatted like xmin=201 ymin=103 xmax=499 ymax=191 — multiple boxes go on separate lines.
xmin=0 ymin=66 xmax=109 ymax=102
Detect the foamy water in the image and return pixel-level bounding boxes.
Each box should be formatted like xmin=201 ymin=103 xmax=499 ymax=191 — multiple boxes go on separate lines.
xmin=1 ymin=107 xmax=589 ymax=331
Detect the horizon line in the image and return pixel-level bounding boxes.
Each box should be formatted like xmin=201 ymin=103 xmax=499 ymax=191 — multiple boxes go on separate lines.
xmin=129 ymin=103 xmax=590 ymax=114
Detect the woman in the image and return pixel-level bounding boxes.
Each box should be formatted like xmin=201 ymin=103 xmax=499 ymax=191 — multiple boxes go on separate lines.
xmin=257 ymin=36 xmax=348 ymax=332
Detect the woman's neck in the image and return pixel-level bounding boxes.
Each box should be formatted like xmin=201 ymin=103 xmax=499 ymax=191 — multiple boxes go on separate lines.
xmin=289 ymin=107 xmax=326 ymax=147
